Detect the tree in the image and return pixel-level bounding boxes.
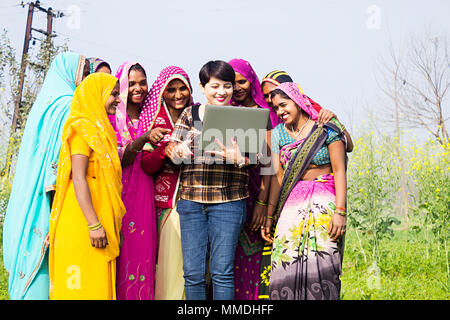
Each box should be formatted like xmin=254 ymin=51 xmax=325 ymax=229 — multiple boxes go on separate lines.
xmin=378 ymin=33 xmax=449 ymax=145
xmin=376 ymin=32 xmax=450 ymax=224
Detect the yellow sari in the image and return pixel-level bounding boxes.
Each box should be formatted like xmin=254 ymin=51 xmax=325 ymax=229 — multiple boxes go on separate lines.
xmin=49 ymin=73 xmax=126 ymax=300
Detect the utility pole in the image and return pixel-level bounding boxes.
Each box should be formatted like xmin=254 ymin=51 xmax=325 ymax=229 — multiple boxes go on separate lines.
xmin=11 ymin=1 xmax=60 ymax=134
xmin=11 ymin=1 xmax=35 ymax=134
xmin=2 ymin=1 xmax=61 ymax=177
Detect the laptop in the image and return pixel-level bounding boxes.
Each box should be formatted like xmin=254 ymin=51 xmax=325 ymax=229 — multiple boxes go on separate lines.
xmin=199 ymin=105 xmax=269 ymax=154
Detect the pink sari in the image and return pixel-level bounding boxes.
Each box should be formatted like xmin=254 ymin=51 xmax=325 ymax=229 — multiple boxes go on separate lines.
xmin=228 ymin=58 xmax=281 ymax=300
xmin=111 ymin=61 xmax=157 ymax=300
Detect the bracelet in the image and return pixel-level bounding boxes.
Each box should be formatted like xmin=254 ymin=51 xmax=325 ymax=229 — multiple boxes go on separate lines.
xmin=129 ymin=141 xmax=142 ymax=153
xmin=88 ymin=222 xmax=102 ymax=231
xmin=266 ymin=215 xmax=274 ymax=220
xmin=335 ymin=206 xmax=346 ymax=211
xmin=335 ymin=209 xmax=347 ymax=217
xmin=255 ymin=200 xmax=268 ymax=206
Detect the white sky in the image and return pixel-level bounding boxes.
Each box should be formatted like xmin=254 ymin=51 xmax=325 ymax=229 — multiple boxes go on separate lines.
xmin=1 ymin=0 xmax=449 ymax=137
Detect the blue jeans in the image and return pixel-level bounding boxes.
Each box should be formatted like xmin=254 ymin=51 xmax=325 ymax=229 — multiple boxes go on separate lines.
xmin=177 ymin=199 xmax=246 ymax=300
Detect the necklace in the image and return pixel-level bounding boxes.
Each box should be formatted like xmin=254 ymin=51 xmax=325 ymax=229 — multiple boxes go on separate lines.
xmin=288 ymin=115 xmax=310 ymax=140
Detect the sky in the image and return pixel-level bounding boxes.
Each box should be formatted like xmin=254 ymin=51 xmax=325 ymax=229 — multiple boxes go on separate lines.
xmin=0 ymin=0 xmax=449 ymax=138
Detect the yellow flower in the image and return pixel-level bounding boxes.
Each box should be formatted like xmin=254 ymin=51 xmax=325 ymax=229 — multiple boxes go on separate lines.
xmin=435 ymin=188 xmax=440 ymax=193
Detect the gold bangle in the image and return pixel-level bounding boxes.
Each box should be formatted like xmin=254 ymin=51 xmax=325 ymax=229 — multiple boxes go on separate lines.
xmin=255 ymin=200 xmax=268 ymax=206
xmin=88 ymin=222 xmax=102 ymax=230
xmin=335 ymin=210 xmax=347 ymax=217
xmin=266 ymin=215 xmax=274 ymax=220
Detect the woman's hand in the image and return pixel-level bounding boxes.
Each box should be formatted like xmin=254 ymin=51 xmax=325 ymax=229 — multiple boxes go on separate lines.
xmin=89 ymin=226 xmax=108 ymax=248
xmin=148 ymin=127 xmax=171 ymax=144
xmin=317 ymin=108 xmax=337 ymax=125
xmin=205 ymin=138 xmax=244 ymax=165
xmin=328 ymin=213 xmax=346 ymax=241
xmin=250 ymin=202 xmax=267 ymax=232
xmin=165 ymin=141 xmax=192 ymax=164
xmin=261 ymin=218 xmax=274 ymax=244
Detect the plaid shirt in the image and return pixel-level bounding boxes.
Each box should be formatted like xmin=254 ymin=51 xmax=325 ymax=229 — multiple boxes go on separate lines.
xmin=170 ymin=105 xmax=249 ymax=204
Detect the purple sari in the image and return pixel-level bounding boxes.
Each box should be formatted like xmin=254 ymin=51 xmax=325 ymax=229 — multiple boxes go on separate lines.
xmin=228 ymin=58 xmax=280 ymax=300
xmin=111 ymin=62 xmax=157 ymax=300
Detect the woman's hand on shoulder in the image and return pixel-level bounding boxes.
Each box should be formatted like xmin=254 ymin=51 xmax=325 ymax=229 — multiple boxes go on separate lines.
xmin=317 ymin=108 xmax=336 ymax=125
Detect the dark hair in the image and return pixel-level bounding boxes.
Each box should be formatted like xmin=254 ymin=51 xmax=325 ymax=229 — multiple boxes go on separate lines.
xmin=96 ymin=61 xmax=112 ymax=72
xmin=270 ymin=88 xmax=308 ymax=116
xmin=270 ymin=88 xmax=290 ymax=101
xmin=129 ymin=63 xmax=147 ymax=77
xmin=199 ymin=60 xmax=235 ymax=86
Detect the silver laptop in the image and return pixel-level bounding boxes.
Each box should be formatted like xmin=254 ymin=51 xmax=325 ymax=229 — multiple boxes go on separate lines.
xmin=199 ymin=105 xmax=269 ymax=154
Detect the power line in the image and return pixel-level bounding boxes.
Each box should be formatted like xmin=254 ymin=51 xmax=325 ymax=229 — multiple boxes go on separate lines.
xmin=3 ymin=0 xmax=63 ymax=176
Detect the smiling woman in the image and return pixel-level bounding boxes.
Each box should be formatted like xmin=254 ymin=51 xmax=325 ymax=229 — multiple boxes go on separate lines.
xmin=110 ymin=62 xmax=158 ymax=300
xmin=165 ymin=60 xmax=252 ymax=300
xmin=49 ymin=73 xmax=125 ymax=300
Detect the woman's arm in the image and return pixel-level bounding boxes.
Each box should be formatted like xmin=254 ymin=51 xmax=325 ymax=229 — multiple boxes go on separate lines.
xmin=141 ymin=144 xmax=167 ymax=175
xmin=317 ymin=109 xmax=354 ymax=153
xmin=261 ymin=152 xmax=283 ymax=244
xmin=251 ymin=130 xmax=273 ymax=231
xmin=121 ymin=133 xmax=148 ymax=168
xmin=71 ymin=154 xmax=107 ymax=248
xmin=328 ymin=139 xmax=347 ymax=240
xmin=122 ymin=127 xmax=172 ymax=168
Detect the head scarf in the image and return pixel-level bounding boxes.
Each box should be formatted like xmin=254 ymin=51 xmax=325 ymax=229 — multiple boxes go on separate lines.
xmin=110 ymin=61 xmax=148 ymax=149
xmin=228 ymin=58 xmax=280 ymax=128
xmin=2 ymin=52 xmax=87 ymax=300
xmin=111 ymin=64 xmax=158 ymax=300
xmin=275 ymin=82 xmax=319 ymax=121
xmin=88 ymin=57 xmax=111 ymax=73
xmin=49 ymin=73 xmax=125 ymax=265
xmin=261 ymin=70 xmax=301 ymax=92
xmin=140 ymin=66 xmax=193 ymax=209
xmin=262 ymin=70 xmax=327 ymax=115
xmin=140 ymin=65 xmax=193 ymax=133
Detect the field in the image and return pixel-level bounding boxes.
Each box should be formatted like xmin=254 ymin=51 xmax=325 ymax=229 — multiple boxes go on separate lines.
xmin=0 ymin=130 xmax=448 ymax=300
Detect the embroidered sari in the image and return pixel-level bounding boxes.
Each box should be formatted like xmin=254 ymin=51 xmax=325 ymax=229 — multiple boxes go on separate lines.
xmin=259 ymin=82 xmax=346 ymax=300
xmin=2 ymin=52 xmax=87 ymax=300
xmin=49 ymin=73 xmax=126 ymax=299
xmin=228 ymin=59 xmax=281 ymax=300
xmin=140 ymin=66 xmax=193 ymax=300
xmin=112 ymin=62 xmax=157 ymax=300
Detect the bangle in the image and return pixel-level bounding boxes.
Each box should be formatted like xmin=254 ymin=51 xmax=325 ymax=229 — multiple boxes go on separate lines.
xmin=255 ymin=200 xmax=268 ymax=206
xmin=335 ymin=206 xmax=346 ymax=211
xmin=88 ymin=222 xmax=102 ymax=231
xmin=130 ymin=141 xmax=142 ymax=153
xmin=266 ymin=215 xmax=274 ymax=220
xmin=335 ymin=209 xmax=347 ymax=217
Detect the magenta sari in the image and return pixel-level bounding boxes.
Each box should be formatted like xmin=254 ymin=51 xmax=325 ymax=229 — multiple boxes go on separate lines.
xmin=111 ymin=61 xmax=157 ymax=300
xmin=228 ymin=58 xmax=281 ymax=300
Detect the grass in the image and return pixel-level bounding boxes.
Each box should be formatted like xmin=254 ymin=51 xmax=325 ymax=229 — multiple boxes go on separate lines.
xmin=341 ymin=226 xmax=449 ymax=300
xmin=0 ymin=220 xmax=10 ymax=300
xmin=0 ymin=223 xmax=447 ymax=300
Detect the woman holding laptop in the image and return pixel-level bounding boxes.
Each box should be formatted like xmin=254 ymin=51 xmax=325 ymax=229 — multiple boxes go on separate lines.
xmin=164 ymin=60 xmax=252 ymax=300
